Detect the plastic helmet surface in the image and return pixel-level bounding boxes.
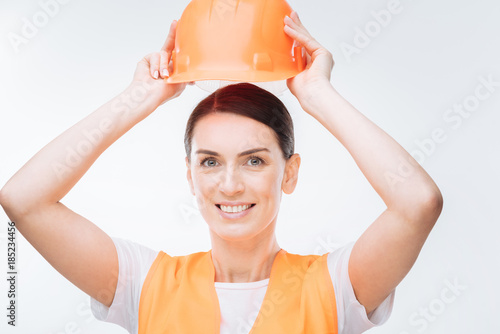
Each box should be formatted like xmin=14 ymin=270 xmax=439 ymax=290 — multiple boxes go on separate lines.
xmin=165 ymin=0 xmax=305 ymax=95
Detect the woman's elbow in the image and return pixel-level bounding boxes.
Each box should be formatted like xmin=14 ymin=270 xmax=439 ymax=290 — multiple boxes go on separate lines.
xmin=0 ymin=185 xmax=31 ymax=218
xmin=0 ymin=187 xmax=17 ymax=221
xmin=399 ymin=185 xmax=444 ymax=229
xmin=418 ymin=187 xmax=444 ymax=227
xmin=0 ymin=186 xmax=11 ymax=208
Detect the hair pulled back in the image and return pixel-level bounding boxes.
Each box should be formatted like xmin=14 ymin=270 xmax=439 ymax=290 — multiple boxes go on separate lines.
xmin=184 ymin=83 xmax=295 ymax=163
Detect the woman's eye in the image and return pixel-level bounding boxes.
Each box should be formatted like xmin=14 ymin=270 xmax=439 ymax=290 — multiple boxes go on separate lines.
xmin=200 ymin=156 xmax=264 ymax=168
xmin=201 ymin=158 xmax=218 ymax=167
xmin=247 ymin=157 xmax=262 ymax=166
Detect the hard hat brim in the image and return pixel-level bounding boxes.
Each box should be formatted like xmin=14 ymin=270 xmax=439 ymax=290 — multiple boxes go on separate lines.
xmin=165 ymin=69 xmax=300 ymax=84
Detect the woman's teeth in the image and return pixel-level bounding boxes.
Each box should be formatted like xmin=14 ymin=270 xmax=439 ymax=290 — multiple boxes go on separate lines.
xmin=220 ymin=204 xmax=252 ymax=213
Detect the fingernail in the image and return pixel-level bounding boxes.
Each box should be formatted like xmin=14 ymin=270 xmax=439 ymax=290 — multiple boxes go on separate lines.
xmin=163 ymin=69 xmax=169 ymax=77
xmin=153 ymin=70 xmax=159 ymax=79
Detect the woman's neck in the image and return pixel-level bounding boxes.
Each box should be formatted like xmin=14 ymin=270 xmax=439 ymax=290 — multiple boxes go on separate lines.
xmin=210 ymin=232 xmax=281 ymax=283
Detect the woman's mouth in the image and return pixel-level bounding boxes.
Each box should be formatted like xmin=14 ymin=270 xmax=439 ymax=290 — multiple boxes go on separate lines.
xmin=215 ymin=203 xmax=256 ymax=219
xmin=216 ymin=203 xmax=256 ymax=213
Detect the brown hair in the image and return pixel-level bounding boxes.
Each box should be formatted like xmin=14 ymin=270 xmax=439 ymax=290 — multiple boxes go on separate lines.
xmin=184 ymin=83 xmax=295 ymax=163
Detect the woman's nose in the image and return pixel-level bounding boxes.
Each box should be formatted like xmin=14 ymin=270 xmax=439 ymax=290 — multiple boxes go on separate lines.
xmin=218 ymin=169 xmax=244 ymax=196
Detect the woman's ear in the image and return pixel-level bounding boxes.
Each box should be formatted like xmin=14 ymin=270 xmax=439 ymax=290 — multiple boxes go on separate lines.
xmin=282 ymin=153 xmax=301 ymax=194
xmin=185 ymin=156 xmax=195 ymax=196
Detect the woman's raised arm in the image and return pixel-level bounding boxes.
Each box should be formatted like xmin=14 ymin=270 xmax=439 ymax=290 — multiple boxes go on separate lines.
xmin=284 ymin=11 xmax=443 ymax=314
xmin=0 ymin=21 xmax=187 ymax=308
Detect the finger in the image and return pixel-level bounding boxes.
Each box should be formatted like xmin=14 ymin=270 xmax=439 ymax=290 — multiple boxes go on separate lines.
xmin=288 ymin=11 xmax=312 ymax=37
xmin=168 ymin=57 xmax=174 ymax=77
xmin=284 ymin=15 xmax=323 ymax=58
xmin=136 ymin=56 xmax=151 ymax=77
xmin=299 ymin=46 xmax=311 ymax=68
xmin=149 ymin=52 xmax=161 ymax=79
xmin=161 ymin=20 xmax=177 ymax=52
xmin=292 ymin=36 xmax=302 ymax=48
xmin=305 ymin=49 xmax=312 ymax=68
xmin=290 ymin=11 xmax=302 ymax=25
xmin=159 ymin=50 xmax=170 ymax=78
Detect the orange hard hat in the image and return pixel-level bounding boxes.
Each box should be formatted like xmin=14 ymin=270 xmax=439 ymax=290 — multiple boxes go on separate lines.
xmin=165 ymin=0 xmax=306 ymax=94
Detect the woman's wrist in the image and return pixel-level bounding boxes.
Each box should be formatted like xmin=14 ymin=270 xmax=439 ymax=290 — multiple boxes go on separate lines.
xmin=115 ymin=82 xmax=163 ymax=120
xmin=298 ymin=80 xmax=337 ymax=115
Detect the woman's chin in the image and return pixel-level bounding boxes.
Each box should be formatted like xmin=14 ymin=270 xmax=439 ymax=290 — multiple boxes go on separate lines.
xmin=208 ymin=223 xmax=260 ymax=242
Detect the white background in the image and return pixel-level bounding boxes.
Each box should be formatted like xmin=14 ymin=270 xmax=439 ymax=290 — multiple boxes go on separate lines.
xmin=1 ymin=0 xmax=499 ymax=333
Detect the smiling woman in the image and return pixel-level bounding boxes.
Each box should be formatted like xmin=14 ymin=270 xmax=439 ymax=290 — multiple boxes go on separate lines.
xmin=0 ymin=8 xmax=442 ymax=334
xmin=183 ymin=83 xmax=302 ymax=286
xmin=183 ymin=83 xmax=300 ymax=262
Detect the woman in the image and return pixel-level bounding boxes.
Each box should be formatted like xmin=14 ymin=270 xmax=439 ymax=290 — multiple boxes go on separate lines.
xmin=0 ymin=11 xmax=442 ymax=334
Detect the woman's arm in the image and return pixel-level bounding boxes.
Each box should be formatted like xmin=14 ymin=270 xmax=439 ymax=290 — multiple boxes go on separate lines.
xmin=284 ymin=12 xmax=443 ymax=314
xmin=305 ymin=84 xmax=442 ymax=314
xmin=0 ymin=21 xmax=187 ymax=308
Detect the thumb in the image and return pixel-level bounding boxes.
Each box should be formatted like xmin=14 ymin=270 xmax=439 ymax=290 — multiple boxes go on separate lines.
xmin=137 ymin=58 xmax=150 ymax=72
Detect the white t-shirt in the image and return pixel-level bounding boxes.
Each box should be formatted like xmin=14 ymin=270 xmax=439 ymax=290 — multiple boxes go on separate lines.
xmin=91 ymin=237 xmax=395 ymax=334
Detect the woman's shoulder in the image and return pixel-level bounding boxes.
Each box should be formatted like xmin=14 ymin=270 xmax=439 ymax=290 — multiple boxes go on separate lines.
xmin=110 ymin=236 xmax=158 ymax=254
xmin=281 ymin=242 xmax=355 ymax=264
xmin=109 ymin=236 xmax=160 ymax=272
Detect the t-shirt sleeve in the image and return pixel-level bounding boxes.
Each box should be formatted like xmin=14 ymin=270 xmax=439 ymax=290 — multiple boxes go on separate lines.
xmin=90 ymin=236 xmax=159 ymax=334
xmin=327 ymin=241 xmax=396 ymax=334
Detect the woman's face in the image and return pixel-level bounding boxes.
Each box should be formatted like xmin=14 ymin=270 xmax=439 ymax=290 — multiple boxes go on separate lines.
xmin=185 ymin=112 xmax=300 ymax=242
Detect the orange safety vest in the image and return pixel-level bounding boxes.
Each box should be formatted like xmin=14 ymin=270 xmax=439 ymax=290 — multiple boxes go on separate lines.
xmin=138 ymin=249 xmax=338 ymax=334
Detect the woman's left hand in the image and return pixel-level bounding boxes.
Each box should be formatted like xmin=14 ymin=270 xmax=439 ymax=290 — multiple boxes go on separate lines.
xmin=284 ymin=11 xmax=334 ymax=111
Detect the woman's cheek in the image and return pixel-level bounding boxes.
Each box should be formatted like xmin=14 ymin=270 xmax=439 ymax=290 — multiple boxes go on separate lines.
xmin=197 ymin=173 xmax=219 ymax=196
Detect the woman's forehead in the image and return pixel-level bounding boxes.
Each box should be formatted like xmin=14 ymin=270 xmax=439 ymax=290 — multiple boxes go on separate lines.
xmin=192 ymin=113 xmax=278 ymax=151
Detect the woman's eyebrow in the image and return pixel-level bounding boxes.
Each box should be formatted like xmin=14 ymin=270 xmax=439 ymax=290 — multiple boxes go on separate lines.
xmin=195 ymin=147 xmax=270 ymax=157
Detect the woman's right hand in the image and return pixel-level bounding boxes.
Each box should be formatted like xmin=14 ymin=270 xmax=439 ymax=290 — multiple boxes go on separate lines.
xmin=130 ymin=20 xmax=193 ymax=108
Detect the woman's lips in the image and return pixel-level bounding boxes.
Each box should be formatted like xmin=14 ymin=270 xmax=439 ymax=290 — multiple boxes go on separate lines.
xmin=215 ymin=204 xmax=256 ymax=219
